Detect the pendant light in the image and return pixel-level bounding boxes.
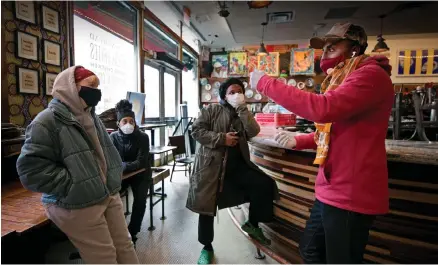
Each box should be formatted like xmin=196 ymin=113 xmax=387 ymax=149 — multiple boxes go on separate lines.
xmin=257 ymin=22 xmax=269 ymax=55
xmin=372 ymin=15 xmax=390 ymax=52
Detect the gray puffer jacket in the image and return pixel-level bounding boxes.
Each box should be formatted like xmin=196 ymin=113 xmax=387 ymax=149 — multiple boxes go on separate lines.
xmin=16 ymin=98 xmax=123 ymax=209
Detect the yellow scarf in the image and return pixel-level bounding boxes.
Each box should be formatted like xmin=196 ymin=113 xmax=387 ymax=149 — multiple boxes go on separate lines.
xmin=313 ymin=55 xmax=368 ymax=165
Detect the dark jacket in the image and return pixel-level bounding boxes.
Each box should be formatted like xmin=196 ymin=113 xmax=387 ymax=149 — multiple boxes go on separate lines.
xmin=186 ymin=103 xmax=279 ymax=216
xmin=16 ymin=99 xmax=123 ymax=209
xmin=110 ymin=128 xmax=152 ymax=181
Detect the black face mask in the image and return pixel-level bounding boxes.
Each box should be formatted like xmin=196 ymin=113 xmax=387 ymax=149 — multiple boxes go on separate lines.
xmin=79 ymin=86 xmax=102 ymax=107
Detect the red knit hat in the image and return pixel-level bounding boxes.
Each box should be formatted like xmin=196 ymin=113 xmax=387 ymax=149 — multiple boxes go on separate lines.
xmin=74 ymin=66 xmax=95 ymax=83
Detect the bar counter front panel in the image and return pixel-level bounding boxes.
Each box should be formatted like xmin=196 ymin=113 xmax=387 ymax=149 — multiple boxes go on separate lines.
xmin=245 ymin=137 xmax=438 ymax=264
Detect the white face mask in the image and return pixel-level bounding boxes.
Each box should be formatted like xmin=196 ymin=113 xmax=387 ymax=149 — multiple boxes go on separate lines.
xmin=120 ymin=124 xmax=135 ymax=135
xmin=226 ymin=93 xmax=245 ymax=108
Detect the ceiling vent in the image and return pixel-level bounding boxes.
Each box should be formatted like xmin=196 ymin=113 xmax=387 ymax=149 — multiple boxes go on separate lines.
xmin=195 ymin=14 xmax=211 ymax=24
xmin=267 ymin=11 xmax=295 ymax=24
xmin=324 ymin=6 xmax=358 ymax=19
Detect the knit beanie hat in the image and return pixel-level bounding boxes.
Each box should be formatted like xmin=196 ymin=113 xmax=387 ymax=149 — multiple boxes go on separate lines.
xmin=74 ymin=66 xmax=95 ymax=83
xmin=115 ymin=99 xmax=136 ymax=122
xmin=219 ymin=78 xmax=244 ymax=99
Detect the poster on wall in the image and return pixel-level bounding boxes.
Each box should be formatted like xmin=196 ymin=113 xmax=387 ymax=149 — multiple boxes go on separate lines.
xmin=73 ymin=15 xmax=136 ymax=114
xmin=43 ymin=40 xmax=61 ymax=66
xmin=397 ymin=49 xmax=438 ymax=76
xmin=16 ymin=31 xmax=39 ymax=61
xmin=290 ymin=48 xmax=315 ymax=76
xmin=41 ymin=5 xmax=60 ymax=34
xmin=44 ymin=72 xmax=57 ymax=96
xmin=228 ymin=52 xmax=248 ymax=77
xmin=248 ymin=55 xmax=257 ymax=74
xmin=257 ymin=52 xmax=280 ymax=76
xmin=14 ymin=2 xmax=36 ymax=24
xmin=17 ymin=67 xmax=39 ymax=95
xmin=211 ymin=53 xmax=228 ymax=78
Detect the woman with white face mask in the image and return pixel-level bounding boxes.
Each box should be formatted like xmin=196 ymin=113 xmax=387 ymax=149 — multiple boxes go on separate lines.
xmin=110 ymin=99 xmax=152 ymax=246
xmin=188 ymin=78 xmax=279 ymax=264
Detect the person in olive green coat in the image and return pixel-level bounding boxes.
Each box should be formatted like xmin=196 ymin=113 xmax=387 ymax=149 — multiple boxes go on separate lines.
xmin=187 ymin=78 xmax=279 ymax=264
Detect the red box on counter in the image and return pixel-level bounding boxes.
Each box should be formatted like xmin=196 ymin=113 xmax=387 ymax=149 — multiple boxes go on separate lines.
xmin=255 ymin=113 xmax=297 ymax=127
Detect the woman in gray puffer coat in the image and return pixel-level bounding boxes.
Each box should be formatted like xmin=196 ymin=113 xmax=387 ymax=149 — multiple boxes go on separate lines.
xmin=187 ymin=78 xmax=279 ymax=264
xmin=16 ymin=66 xmax=139 ymax=264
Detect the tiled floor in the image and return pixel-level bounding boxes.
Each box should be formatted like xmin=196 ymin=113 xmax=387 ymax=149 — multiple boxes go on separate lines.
xmin=45 ymin=167 xmax=276 ymax=264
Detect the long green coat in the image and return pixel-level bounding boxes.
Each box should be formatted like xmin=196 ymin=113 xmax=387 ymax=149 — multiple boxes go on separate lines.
xmin=186 ymin=103 xmax=279 ymax=216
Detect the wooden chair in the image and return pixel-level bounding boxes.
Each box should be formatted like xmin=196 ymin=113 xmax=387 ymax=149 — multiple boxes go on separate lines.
xmin=168 ymin=135 xmax=194 ymax=182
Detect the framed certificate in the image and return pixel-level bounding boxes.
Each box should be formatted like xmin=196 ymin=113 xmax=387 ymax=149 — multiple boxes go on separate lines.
xmin=43 ymin=40 xmax=61 ymax=66
xmin=17 ymin=67 xmax=40 ymax=95
xmin=43 ymin=72 xmax=58 ymax=96
xmin=14 ymin=2 xmax=36 ymax=25
xmin=15 ymin=31 xmax=39 ymax=61
xmin=41 ymin=5 xmax=60 ymax=34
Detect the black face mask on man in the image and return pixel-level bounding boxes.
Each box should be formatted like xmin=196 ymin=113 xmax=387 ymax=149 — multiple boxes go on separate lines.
xmin=79 ymin=86 xmax=102 ymax=107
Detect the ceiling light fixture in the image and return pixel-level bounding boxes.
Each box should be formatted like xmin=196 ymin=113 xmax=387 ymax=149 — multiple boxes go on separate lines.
xmin=257 ymin=22 xmax=269 ymax=55
xmin=247 ymin=1 xmax=273 ymax=9
xmin=372 ymin=15 xmax=390 ymax=53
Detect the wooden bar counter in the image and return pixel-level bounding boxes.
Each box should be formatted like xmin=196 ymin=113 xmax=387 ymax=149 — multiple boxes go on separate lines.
xmin=231 ymin=135 xmax=438 ymax=263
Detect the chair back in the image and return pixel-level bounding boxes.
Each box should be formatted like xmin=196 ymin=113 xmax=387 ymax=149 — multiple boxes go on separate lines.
xmin=168 ymin=135 xmax=186 ymax=157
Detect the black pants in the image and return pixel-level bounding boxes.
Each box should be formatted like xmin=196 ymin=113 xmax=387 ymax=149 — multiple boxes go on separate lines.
xmin=299 ymin=199 xmax=375 ymax=264
xmin=122 ymin=173 xmax=150 ymax=236
xmin=198 ymin=167 xmax=274 ymax=246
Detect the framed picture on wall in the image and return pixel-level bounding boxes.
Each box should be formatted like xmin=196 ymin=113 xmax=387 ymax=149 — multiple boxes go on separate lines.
xmin=210 ymin=52 xmax=229 ymax=78
xmin=16 ymin=67 xmax=39 ymax=95
xmin=257 ymin=52 xmax=280 ymax=77
xmin=43 ymin=40 xmax=61 ymax=66
xmin=15 ymin=31 xmax=39 ymax=61
xmin=43 ymin=72 xmax=57 ymax=96
xmin=14 ymin=2 xmax=36 ymax=25
xmin=396 ymin=49 xmax=438 ymax=76
xmin=290 ymin=48 xmax=315 ymax=76
xmin=228 ymin=52 xmax=248 ymax=77
xmin=41 ymin=5 xmax=60 ymax=34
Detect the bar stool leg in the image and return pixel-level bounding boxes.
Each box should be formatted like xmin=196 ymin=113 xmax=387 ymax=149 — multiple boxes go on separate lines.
xmin=255 ymin=248 xmax=265 ymax=259
xmin=148 ymin=185 xmax=155 ymax=231
xmin=160 ymin=179 xmax=166 ymax=220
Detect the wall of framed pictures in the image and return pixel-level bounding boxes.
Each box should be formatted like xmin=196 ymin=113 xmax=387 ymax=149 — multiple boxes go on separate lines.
xmin=1 ymin=1 xmax=68 ymax=126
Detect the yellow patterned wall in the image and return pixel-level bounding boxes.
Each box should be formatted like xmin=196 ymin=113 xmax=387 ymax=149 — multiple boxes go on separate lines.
xmin=2 ymin=1 xmax=68 ymax=127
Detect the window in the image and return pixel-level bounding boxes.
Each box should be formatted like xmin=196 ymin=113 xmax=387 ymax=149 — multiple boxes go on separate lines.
xmin=164 ymin=72 xmax=176 ymax=118
xmin=73 ymin=1 xmax=137 ymax=114
xmin=144 ymin=64 xmax=160 ymax=118
xmin=182 ymin=49 xmax=199 ymax=118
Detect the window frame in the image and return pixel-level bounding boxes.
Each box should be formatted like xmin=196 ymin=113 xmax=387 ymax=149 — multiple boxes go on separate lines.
xmin=69 ymin=1 xmax=140 ymax=114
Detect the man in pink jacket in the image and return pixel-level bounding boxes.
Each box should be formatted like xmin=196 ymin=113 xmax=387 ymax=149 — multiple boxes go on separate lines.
xmin=250 ymin=23 xmax=394 ymax=263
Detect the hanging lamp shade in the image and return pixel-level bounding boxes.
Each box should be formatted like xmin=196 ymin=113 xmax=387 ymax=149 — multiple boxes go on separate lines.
xmin=257 ymin=22 xmax=269 ymax=55
xmin=372 ymin=34 xmax=390 ymax=52
xmin=373 ymin=15 xmax=390 ymax=53
xmin=258 ymin=43 xmax=268 ymax=55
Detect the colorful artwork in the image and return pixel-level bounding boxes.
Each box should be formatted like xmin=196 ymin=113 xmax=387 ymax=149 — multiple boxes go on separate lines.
xmin=248 ymin=55 xmax=258 ymax=74
xmin=397 ymin=49 xmax=438 ymax=76
xmin=290 ymin=48 xmax=315 ymax=76
xmin=211 ymin=53 xmax=228 ymax=78
xmin=228 ymin=52 xmax=248 ymax=76
xmin=257 ymin=52 xmax=280 ymax=76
